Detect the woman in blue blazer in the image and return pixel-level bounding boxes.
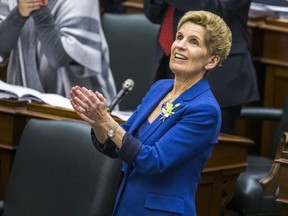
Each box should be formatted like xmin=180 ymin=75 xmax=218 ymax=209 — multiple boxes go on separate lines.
xmin=70 ymin=11 xmax=232 ymax=216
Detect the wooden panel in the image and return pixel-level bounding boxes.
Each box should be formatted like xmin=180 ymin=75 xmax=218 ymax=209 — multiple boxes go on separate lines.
xmin=0 ymin=149 xmax=15 ymax=200
xmin=196 ymin=172 xmax=223 ymax=216
xmin=0 ymin=101 xmax=28 ymax=148
xmin=0 ymin=65 xmax=7 ymax=81
xmin=122 ymin=0 xmax=143 ymax=13
xmin=262 ymin=30 xmax=288 ymax=66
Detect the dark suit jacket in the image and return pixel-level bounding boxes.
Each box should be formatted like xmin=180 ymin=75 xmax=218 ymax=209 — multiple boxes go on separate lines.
xmin=93 ymin=78 xmax=221 ymax=215
xmin=144 ymin=0 xmax=259 ymax=108
xmin=252 ymin=0 xmax=288 ymax=6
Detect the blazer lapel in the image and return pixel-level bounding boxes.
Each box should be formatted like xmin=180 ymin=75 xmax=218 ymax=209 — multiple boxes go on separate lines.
xmin=129 ymin=81 xmax=173 ymax=133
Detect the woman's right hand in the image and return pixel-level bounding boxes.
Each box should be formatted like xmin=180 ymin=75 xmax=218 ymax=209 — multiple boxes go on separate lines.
xmin=18 ymin=0 xmax=46 ymax=17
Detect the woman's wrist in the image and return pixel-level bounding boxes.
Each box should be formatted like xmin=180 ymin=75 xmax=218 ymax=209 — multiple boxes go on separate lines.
xmin=14 ymin=7 xmax=28 ymax=22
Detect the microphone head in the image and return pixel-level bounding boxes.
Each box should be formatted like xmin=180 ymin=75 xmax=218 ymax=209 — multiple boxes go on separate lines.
xmin=122 ymin=79 xmax=134 ymax=91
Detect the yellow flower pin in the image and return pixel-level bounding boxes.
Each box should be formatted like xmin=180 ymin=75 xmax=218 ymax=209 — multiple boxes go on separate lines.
xmin=160 ymin=102 xmax=181 ymax=121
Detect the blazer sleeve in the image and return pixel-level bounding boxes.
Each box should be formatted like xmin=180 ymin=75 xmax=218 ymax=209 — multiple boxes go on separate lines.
xmin=91 ymin=81 xmax=161 ymax=160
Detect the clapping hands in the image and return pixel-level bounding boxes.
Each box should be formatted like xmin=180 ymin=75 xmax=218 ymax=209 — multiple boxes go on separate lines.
xmin=70 ymin=86 xmax=111 ymax=127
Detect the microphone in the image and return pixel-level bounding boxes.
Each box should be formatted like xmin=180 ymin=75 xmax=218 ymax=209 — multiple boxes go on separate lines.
xmin=108 ymin=79 xmax=134 ymax=112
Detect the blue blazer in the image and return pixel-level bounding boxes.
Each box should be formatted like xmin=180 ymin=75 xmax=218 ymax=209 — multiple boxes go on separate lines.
xmin=93 ymin=79 xmax=221 ymax=215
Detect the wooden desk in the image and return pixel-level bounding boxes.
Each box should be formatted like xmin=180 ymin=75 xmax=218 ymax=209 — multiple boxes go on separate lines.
xmin=0 ymin=65 xmax=7 ymax=81
xmin=0 ymin=100 xmax=253 ymax=215
xmin=122 ymin=0 xmax=143 ymax=13
xmin=196 ymin=133 xmax=252 ymax=216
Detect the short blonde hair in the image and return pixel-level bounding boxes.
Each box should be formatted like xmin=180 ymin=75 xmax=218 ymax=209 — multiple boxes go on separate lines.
xmin=177 ymin=10 xmax=232 ymax=66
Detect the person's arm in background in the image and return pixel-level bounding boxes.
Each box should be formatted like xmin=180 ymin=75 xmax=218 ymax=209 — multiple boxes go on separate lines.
xmin=0 ymin=8 xmax=27 ymax=63
xmin=143 ymin=0 xmax=166 ymax=24
xmin=31 ymin=6 xmax=73 ymax=68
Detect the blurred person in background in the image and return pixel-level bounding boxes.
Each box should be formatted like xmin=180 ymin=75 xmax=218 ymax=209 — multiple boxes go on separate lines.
xmin=0 ymin=0 xmax=117 ymax=104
